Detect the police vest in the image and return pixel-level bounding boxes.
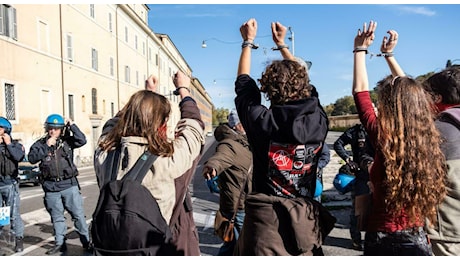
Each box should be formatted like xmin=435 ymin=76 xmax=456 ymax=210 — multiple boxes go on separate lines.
xmin=39 ymin=138 xmax=78 ymax=181
xmin=0 ymin=143 xmax=18 ymax=177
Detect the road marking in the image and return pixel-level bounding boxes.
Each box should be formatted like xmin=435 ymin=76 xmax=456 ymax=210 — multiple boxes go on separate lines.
xmin=20 ymin=181 xmax=97 ymax=200
xmin=14 ymin=196 xmax=218 ymax=256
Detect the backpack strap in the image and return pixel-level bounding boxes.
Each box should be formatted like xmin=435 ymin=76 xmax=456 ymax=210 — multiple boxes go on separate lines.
xmin=121 ymin=150 xmax=157 ymax=183
xmin=100 ymin=146 xmax=121 ymax=188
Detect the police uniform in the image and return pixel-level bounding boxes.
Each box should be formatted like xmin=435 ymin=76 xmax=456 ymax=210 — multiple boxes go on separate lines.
xmin=28 ymin=115 xmax=90 ymax=255
xmin=0 ymin=117 xmax=25 ymax=253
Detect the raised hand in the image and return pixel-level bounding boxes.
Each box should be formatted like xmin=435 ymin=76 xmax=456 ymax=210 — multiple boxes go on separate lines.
xmin=271 ymin=21 xmax=287 ymax=46
xmin=354 ymin=20 xmax=377 ymax=50
xmin=240 ymin=18 xmax=257 ymax=41
xmin=381 ymin=30 xmax=398 ymax=54
xmin=145 ymin=74 xmax=159 ymax=92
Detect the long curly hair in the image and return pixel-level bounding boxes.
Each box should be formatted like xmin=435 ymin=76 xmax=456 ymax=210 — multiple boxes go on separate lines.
xmin=259 ymin=60 xmax=311 ymax=105
xmin=99 ymin=90 xmax=174 ymax=156
xmin=376 ymin=75 xmax=447 ymax=226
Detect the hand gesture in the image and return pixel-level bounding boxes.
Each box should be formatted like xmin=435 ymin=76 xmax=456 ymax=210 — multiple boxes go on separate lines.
xmin=172 ymin=71 xmax=190 ymax=88
xmin=145 ymin=74 xmax=159 ymax=92
xmin=47 ymin=136 xmax=57 ymax=147
xmin=0 ymin=133 xmax=11 ymax=145
xmin=346 ymin=159 xmax=359 ymax=172
xmin=380 ymin=30 xmax=398 ymax=53
xmin=271 ymin=21 xmax=287 ymax=46
xmin=65 ymin=117 xmax=73 ymax=126
xmin=202 ymin=165 xmax=217 ymax=180
xmin=240 ymin=18 xmax=257 ymax=41
xmin=354 ymin=20 xmax=377 ymax=49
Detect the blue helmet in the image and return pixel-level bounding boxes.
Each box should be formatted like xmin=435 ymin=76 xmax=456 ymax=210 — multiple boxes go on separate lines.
xmin=0 ymin=117 xmax=12 ymax=134
xmin=206 ymin=176 xmax=220 ymax=194
xmin=313 ymin=178 xmax=323 ymax=198
xmin=45 ymin=114 xmax=65 ymax=129
xmin=333 ymin=172 xmax=356 ymax=195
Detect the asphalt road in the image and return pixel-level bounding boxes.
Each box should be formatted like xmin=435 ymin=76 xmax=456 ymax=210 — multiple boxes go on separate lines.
xmin=0 ymin=131 xmax=362 ymax=256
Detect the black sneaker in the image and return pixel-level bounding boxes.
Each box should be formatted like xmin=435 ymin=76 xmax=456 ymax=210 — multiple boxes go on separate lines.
xmin=352 ymin=241 xmax=363 ymax=251
xmin=46 ymin=242 xmax=67 ymax=255
xmin=15 ymin=237 xmax=24 ymax=253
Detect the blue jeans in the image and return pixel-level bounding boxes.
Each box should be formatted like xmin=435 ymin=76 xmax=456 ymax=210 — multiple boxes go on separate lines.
xmin=364 ymin=227 xmax=432 ymax=256
xmin=43 ymin=185 xmax=89 ymax=246
xmin=217 ymin=209 xmax=245 ymax=256
xmin=0 ymin=181 xmax=24 ymax=238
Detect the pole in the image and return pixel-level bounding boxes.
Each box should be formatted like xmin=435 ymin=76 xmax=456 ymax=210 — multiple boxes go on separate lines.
xmin=288 ymin=27 xmax=295 ymax=56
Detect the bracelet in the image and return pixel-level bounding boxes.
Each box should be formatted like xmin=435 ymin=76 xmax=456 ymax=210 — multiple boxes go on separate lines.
xmin=353 ymin=47 xmax=368 ymax=54
xmin=173 ymin=86 xmax=190 ymax=96
xmin=272 ymin=44 xmax=289 ymax=51
xmin=242 ymin=40 xmax=259 ymax=49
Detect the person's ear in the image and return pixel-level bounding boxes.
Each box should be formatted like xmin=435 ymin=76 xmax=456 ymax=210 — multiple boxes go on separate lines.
xmin=434 ymin=94 xmax=442 ymax=104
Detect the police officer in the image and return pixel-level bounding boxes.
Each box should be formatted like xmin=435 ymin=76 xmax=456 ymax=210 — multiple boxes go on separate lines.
xmin=333 ymin=123 xmax=374 ymax=251
xmin=0 ymin=117 xmax=25 ymax=253
xmin=28 ymin=114 xmax=91 ymax=255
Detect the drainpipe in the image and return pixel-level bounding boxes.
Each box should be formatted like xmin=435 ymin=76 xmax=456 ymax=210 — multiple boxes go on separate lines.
xmin=115 ymin=5 xmax=120 ymax=109
xmin=59 ymin=4 xmax=65 ymax=115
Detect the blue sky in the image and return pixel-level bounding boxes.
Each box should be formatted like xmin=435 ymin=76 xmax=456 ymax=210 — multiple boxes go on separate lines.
xmin=148 ymin=4 xmax=460 ymax=110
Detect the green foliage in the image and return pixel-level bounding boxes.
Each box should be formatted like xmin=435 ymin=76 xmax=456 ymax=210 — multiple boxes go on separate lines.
xmin=212 ymin=107 xmax=229 ymax=127
xmin=331 ymin=96 xmax=355 ymax=116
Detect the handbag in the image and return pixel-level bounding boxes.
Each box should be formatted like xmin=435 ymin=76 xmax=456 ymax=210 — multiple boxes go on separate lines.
xmin=214 ymin=166 xmax=252 ymax=243
xmin=214 ymin=210 xmax=234 ymax=242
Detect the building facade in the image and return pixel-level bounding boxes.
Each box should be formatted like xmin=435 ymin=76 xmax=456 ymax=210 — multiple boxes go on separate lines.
xmin=0 ymin=4 xmax=213 ymax=166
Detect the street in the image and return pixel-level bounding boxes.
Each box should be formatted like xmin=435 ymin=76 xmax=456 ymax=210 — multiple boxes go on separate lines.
xmin=1 ymin=131 xmax=362 ymax=256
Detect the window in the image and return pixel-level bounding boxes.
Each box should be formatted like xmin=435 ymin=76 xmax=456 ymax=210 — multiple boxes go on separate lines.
xmin=149 ymin=47 xmax=151 ymax=61
xmin=91 ymin=48 xmax=98 ymax=71
xmin=109 ymin=57 xmax=114 ymax=76
xmin=102 ymin=99 xmax=106 ymax=114
xmin=155 ymin=54 xmax=158 ymax=66
xmin=124 ymin=66 xmax=130 ymax=83
xmin=135 ymin=35 xmax=138 ymax=50
xmin=142 ymin=42 xmax=145 ymax=55
xmin=4 ymin=83 xmax=15 ymax=120
xmin=111 ymin=102 xmax=114 ymax=117
xmin=38 ymin=20 xmax=49 ymax=52
xmin=90 ymin=4 xmax=95 ymax=18
xmin=68 ymin=94 xmax=74 ymax=120
xmin=91 ymin=88 xmax=97 ymax=114
xmin=108 ymin=12 xmax=112 ymax=32
xmin=136 ymin=71 xmax=139 ymax=86
xmin=66 ymin=33 xmax=73 ymax=62
xmin=125 ymin=26 xmax=128 ymax=42
xmin=0 ymin=4 xmax=17 ymax=40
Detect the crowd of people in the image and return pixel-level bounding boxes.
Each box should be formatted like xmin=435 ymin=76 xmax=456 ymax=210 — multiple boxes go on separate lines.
xmin=1 ymin=17 xmax=459 ymax=256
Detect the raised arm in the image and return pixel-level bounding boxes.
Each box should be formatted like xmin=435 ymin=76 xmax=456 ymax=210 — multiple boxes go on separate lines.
xmin=352 ymin=21 xmax=377 ymax=95
xmin=237 ymin=18 xmax=257 ymax=76
xmin=380 ymin=30 xmax=405 ymax=77
xmin=271 ymin=21 xmax=295 ymax=61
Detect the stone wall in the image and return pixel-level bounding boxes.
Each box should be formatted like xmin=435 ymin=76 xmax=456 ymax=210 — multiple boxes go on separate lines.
xmin=328 ymin=114 xmax=360 ymax=129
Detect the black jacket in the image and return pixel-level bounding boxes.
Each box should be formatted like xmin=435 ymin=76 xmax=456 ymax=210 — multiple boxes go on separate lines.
xmin=235 ymin=74 xmax=328 ymax=197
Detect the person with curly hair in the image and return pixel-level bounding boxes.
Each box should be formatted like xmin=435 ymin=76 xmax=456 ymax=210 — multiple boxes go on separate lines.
xmin=423 ymin=66 xmax=460 ymax=256
xmin=233 ymin=18 xmax=335 ymax=256
xmin=352 ymin=21 xmax=447 ymax=256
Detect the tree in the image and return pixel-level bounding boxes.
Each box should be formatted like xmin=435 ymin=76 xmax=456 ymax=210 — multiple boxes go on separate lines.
xmin=212 ymin=107 xmax=229 ymax=127
xmin=331 ymin=96 xmax=355 ymax=116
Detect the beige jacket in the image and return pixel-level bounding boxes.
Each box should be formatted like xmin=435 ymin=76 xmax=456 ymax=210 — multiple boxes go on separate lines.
xmin=94 ymin=118 xmax=204 ymax=224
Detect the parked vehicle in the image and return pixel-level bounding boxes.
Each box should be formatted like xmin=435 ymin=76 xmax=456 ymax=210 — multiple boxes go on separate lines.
xmin=18 ymin=160 xmax=41 ymax=186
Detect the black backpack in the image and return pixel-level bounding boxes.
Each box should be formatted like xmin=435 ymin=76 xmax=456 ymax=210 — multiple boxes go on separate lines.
xmin=91 ymin=148 xmax=178 ymax=256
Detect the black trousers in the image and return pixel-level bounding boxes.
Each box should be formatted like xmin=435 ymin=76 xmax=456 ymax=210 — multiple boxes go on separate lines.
xmin=364 ymin=227 xmax=432 ymax=256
